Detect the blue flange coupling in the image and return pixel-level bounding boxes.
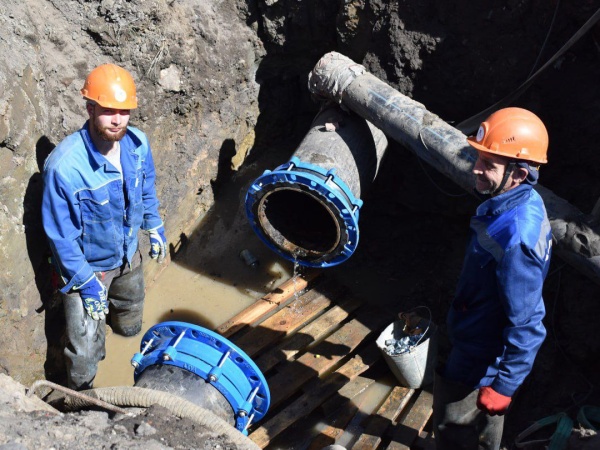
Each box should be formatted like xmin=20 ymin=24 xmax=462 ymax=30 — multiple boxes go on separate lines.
xmin=131 ymin=321 xmax=270 ymax=435
xmin=245 ymin=156 xmax=363 ymax=268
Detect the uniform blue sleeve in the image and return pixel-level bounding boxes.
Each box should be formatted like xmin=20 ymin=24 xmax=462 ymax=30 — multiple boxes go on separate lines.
xmin=140 ymin=141 xmax=163 ymax=231
xmin=42 ymin=168 xmax=95 ymax=293
xmin=491 ymin=243 xmax=547 ymax=396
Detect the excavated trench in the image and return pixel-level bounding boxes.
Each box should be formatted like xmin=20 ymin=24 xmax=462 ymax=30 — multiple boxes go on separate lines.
xmin=1 ymin=0 xmax=600 ymax=448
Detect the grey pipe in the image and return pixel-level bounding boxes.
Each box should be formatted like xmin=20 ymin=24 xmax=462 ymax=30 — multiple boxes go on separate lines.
xmin=309 ymin=51 xmax=600 ymax=286
xmin=65 ymin=386 xmax=260 ymax=450
xmin=134 ymin=364 xmax=234 ymax=426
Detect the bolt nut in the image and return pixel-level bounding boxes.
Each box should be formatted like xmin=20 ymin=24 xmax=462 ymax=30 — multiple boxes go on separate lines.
xmin=209 ymin=374 xmax=217 ymax=382
xmin=239 ymin=411 xmax=247 ymax=417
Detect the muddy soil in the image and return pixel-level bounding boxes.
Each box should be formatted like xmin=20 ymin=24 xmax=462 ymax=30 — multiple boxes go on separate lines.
xmin=1 ymin=0 xmax=600 ymax=449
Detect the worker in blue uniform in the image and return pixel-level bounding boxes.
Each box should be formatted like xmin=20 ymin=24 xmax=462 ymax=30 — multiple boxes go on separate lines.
xmin=432 ymin=107 xmax=553 ymax=449
xmin=42 ymin=64 xmax=167 ymax=390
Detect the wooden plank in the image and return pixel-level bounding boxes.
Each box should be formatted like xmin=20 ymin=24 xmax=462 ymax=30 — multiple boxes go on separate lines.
xmin=321 ymin=375 xmax=374 ymax=417
xmin=255 ymin=295 xmax=362 ymax=372
xmin=351 ymin=386 xmax=415 ymax=450
xmin=308 ymin=376 xmax=374 ymax=450
xmin=308 ymin=400 xmax=362 ymax=450
xmin=249 ymin=344 xmax=381 ymax=448
xmin=232 ymin=284 xmax=340 ymax=357
xmin=267 ymin=311 xmax=386 ymax=407
xmin=215 ymin=270 xmax=320 ymax=338
xmin=386 ymin=390 xmax=434 ymax=450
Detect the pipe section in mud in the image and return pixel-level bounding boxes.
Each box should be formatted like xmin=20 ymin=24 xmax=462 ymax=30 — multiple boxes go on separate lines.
xmin=130 ymin=321 xmax=270 ymax=435
xmin=308 ymin=51 xmax=600 ymax=285
xmin=245 ymin=103 xmax=388 ymax=267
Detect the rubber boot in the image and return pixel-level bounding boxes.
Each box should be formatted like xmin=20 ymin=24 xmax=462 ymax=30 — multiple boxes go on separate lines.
xmin=108 ymin=253 xmax=145 ymax=337
xmin=432 ymin=371 xmax=504 ymax=450
xmin=62 ymin=291 xmax=106 ymax=390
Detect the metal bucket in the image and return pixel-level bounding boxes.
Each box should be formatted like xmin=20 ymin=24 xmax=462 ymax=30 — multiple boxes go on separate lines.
xmin=376 ymin=317 xmax=438 ymax=389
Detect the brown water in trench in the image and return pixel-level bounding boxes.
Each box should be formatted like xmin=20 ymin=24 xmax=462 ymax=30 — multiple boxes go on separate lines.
xmin=95 ymin=254 xmax=293 ymax=388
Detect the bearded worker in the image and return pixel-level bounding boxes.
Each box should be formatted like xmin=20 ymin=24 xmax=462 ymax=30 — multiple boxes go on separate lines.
xmin=432 ymin=107 xmax=553 ymax=449
xmin=42 ymin=64 xmax=167 ymax=390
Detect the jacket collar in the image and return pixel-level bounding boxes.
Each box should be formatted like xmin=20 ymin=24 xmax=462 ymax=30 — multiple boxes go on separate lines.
xmin=476 ymin=184 xmax=532 ymax=217
xmin=80 ymin=122 xmax=142 ymax=172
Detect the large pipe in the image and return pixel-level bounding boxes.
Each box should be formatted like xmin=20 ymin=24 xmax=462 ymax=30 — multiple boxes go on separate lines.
xmin=130 ymin=321 xmax=271 ymax=435
xmin=245 ymin=103 xmax=388 ymax=267
xmin=308 ymin=51 xmax=600 ymax=285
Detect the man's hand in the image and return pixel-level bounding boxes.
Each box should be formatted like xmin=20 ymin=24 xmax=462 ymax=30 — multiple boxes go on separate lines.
xmin=78 ymin=276 xmax=109 ymax=321
xmin=477 ymin=386 xmax=512 ymax=416
xmin=148 ymin=226 xmax=167 ymax=263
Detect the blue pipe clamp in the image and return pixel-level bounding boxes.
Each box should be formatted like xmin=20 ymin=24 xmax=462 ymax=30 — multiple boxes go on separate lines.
xmin=245 ymin=157 xmax=363 ymax=268
xmin=131 ymin=321 xmax=270 ymax=434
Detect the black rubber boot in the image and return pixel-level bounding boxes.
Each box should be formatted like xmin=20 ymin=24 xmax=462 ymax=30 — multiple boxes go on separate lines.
xmin=108 ymin=260 xmax=145 ymax=337
xmin=432 ymin=371 xmax=504 ymax=450
xmin=62 ymin=291 xmax=106 ymax=390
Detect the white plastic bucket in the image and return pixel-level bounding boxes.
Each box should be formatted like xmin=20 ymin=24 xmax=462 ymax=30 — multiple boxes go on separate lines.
xmin=376 ymin=318 xmax=438 ymax=388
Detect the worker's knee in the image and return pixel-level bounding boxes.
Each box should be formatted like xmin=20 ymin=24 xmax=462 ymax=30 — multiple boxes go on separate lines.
xmin=109 ymin=298 xmax=144 ymax=336
xmin=111 ymin=315 xmax=143 ymax=337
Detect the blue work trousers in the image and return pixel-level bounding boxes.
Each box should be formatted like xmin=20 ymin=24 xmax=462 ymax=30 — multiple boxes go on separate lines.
xmin=60 ymin=250 xmax=145 ymax=390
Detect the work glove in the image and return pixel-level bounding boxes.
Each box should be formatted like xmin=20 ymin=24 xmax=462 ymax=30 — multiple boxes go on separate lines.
xmin=477 ymin=386 xmax=512 ymax=416
xmin=148 ymin=225 xmax=167 ymax=263
xmin=78 ymin=275 xmax=109 ymax=321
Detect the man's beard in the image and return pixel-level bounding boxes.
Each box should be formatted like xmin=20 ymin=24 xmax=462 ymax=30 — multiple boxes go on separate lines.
xmin=476 ymin=186 xmax=495 ymax=195
xmin=475 ymin=177 xmax=497 ymax=195
xmin=92 ymin=119 xmax=126 ymax=142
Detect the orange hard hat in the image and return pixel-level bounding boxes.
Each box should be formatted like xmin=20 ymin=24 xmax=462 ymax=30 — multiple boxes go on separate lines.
xmin=81 ymin=64 xmax=138 ymax=109
xmin=467 ymin=107 xmax=548 ymax=164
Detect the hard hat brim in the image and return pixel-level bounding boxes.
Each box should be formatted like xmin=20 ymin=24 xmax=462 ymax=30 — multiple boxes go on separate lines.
xmin=466 ymin=136 xmax=547 ymax=164
xmin=466 ymin=136 xmax=491 ymax=153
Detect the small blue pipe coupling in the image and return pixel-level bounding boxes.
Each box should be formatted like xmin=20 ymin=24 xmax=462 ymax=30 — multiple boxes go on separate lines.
xmin=131 ymin=321 xmax=270 ymax=434
xmin=245 ymin=156 xmax=362 ymax=268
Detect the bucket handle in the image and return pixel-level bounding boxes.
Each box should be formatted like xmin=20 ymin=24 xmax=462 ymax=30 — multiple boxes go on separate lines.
xmin=399 ymin=305 xmax=433 ymax=351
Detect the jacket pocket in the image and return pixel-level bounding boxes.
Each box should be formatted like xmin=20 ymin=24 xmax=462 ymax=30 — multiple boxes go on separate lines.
xmin=126 ymin=169 xmax=144 ymax=227
xmin=129 ymin=170 xmax=143 ymax=207
xmin=79 ymin=186 xmax=117 ymax=264
xmin=78 ymin=186 xmax=112 ymax=223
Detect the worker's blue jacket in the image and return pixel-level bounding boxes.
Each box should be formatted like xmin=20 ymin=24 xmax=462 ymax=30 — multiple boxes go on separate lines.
xmin=444 ymin=184 xmax=552 ymax=397
xmin=42 ymin=122 xmax=163 ymax=293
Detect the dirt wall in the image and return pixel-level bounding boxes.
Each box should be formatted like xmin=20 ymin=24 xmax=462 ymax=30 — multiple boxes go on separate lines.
xmin=0 ymin=0 xmax=264 ymax=384
xmin=1 ymin=4 xmax=599 ymax=438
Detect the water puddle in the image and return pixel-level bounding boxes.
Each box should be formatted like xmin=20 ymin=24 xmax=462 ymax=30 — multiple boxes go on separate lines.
xmin=95 ymin=253 xmax=292 ymax=388
xmin=330 ymin=374 xmax=396 ymax=448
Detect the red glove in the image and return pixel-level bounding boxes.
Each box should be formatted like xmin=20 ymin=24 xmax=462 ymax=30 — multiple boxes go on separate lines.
xmin=477 ymin=386 xmax=512 ymax=416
